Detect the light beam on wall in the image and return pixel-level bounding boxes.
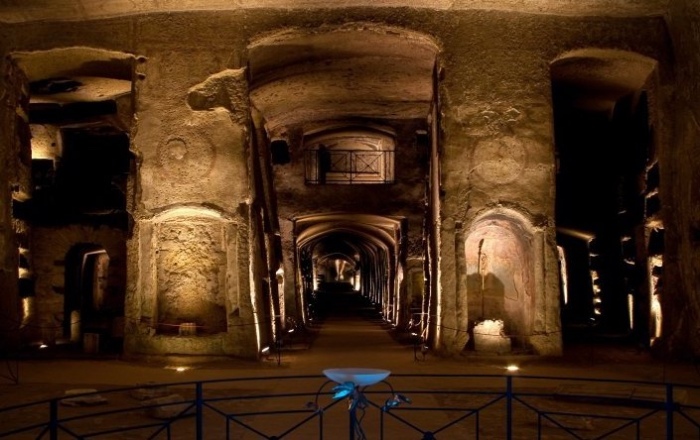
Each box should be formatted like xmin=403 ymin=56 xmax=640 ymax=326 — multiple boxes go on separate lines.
xmin=21 ymin=297 xmax=33 ymax=326
xmin=557 ymin=245 xmax=569 ymax=305
xmin=627 ymin=293 xmax=634 ymax=329
xmin=591 ymin=270 xmax=602 ymax=317
xmin=649 ymin=255 xmax=663 ymax=344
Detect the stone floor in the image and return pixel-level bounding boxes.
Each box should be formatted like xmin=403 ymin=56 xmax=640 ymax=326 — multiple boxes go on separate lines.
xmin=2 ymin=293 xmax=700 ymax=438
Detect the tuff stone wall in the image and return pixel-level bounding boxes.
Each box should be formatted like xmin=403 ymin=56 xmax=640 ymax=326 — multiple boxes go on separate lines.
xmin=121 ymin=41 xmax=256 ymax=357
xmin=125 ymin=210 xmax=255 ymax=358
xmin=0 ymin=5 xmax=680 ymax=358
xmin=29 ymin=225 xmax=127 ymax=344
xmin=0 ymin=1 xmax=669 ymax=24
xmin=662 ymin=0 xmax=700 ymax=358
xmin=0 ymin=58 xmax=28 ymax=352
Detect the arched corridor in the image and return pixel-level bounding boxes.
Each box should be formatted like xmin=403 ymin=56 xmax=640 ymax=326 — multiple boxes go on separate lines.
xmin=292 ymin=288 xmax=414 ymax=369
xmin=293 ymin=213 xmax=407 ymax=334
xmin=4 ymin=1 xmax=700 ymax=366
xmin=551 ymin=49 xmax=661 ymax=347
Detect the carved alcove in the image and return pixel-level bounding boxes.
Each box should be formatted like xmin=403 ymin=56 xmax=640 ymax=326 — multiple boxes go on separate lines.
xmin=130 ymin=207 xmax=248 ymax=356
xmin=465 ymin=211 xmax=536 ymax=352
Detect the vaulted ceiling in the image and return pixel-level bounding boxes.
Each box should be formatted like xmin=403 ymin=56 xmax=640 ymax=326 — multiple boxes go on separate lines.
xmin=247 ymin=26 xmax=439 ymax=136
xmin=0 ymin=0 xmax=670 ymax=24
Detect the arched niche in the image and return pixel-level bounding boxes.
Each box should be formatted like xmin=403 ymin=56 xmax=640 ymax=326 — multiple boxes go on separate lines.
xmin=302 ymin=126 xmax=397 ymax=184
xmin=550 ymin=48 xmax=660 ymax=340
xmin=125 ymin=205 xmax=257 ymax=359
xmin=150 ymin=207 xmax=232 ymax=336
xmin=63 ymin=243 xmax=112 ymax=343
xmin=464 ymin=210 xmax=535 ymax=350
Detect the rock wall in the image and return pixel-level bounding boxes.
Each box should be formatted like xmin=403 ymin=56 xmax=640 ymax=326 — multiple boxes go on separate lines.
xmin=29 ymin=225 xmax=127 ymax=344
xmin=662 ymin=0 xmax=700 ymax=358
xmin=0 ymin=58 xmax=28 ymax=352
xmin=0 ymin=5 xmax=679 ymax=358
xmin=126 ymin=61 xmax=255 ymax=357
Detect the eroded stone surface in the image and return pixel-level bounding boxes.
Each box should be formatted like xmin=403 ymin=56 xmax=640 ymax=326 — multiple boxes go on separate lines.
xmin=1 ymin=1 xmax=698 ymax=362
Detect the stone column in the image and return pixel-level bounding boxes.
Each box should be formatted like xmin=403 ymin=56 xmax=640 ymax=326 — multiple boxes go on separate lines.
xmin=125 ymin=63 xmax=259 ymax=358
xmin=0 ymin=61 xmax=20 ymax=353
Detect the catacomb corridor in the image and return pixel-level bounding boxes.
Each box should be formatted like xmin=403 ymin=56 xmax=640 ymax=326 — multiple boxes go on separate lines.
xmin=1 ymin=0 xmax=700 ymax=367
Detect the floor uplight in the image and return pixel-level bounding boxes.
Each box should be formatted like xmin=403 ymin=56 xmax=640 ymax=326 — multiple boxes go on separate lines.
xmin=165 ymin=365 xmax=191 ymax=373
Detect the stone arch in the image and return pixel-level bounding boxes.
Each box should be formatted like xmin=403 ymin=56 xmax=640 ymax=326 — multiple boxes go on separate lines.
xmin=150 ymin=207 xmax=233 ymax=336
xmin=63 ymin=243 xmax=111 ymax=343
xmin=294 ymin=213 xmax=403 ymax=326
xmin=246 ymin=22 xmax=440 ymax=136
xmin=550 ymin=48 xmax=657 ymax=113
xmin=464 ymin=209 xmax=536 ymax=351
xmin=550 ymin=48 xmax=661 ymax=343
xmin=125 ymin=205 xmax=258 ymax=359
xmin=11 ymin=46 xmax=134 ymax=81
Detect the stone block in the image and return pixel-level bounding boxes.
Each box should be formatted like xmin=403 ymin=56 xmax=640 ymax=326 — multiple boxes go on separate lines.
xmin=473 ymin=319 xmax=512 ymax=354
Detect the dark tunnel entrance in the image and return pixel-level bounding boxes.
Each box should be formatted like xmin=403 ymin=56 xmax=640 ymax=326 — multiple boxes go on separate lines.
xmin=304 ymin=233 xmax=383 ymax=322
xmin=294 ymin=214 xmax=405 ymax=339
xmin=551 ymin=50 xmax=661 ymax=348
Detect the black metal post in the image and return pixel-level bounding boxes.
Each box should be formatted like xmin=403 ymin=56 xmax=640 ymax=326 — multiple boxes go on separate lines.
xmin=349 ymin=403 xmax=356 ymax=440
xmin=49 ymin=398 xmax=58 ymax=440
xmin=196 ymin=382 xmax=204 ymax=439
xmin=506 ymin=375 xmax=513 ymax=440
xmin=666 ymin=383 xmax=674 ymax=439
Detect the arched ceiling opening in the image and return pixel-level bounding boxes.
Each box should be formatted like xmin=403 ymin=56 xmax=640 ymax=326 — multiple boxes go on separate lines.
xmin=550 ymin=48 xmax=658 ymax=236
xmin=313 ymin=237 xmax=362 ymax=264
xmin=295 ymin=212 xmax=402 ymax=249
xmin=12 ymin=47 xmax=135 ymax=225
xmin=247 ymin=24 xmax=440 ymax=136
xmin=311 ymin=233 xmax=371 ymax=283
xmin=13 ymin=48 xmax=134 ymax=128
xmin=300 ymin=226 xmax=393 ymax=262
xmin=0 ymin=1 xmax=668 ymax=24
xmin=551 ymin=49 xmax=659 ymax=336
xmin=551 ymin=49 xmax=657 ymax=112
xmin=296 ymin=213 xmax=403 ymax=293
xmin=12 ymin=47 xmax=134 ymax=82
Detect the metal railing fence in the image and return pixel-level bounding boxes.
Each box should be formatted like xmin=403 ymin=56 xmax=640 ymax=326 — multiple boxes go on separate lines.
xmin=304 ymin=148 xmax=395 ymax=184
xmin=1 ymin=373 xmax=699 ymax=439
